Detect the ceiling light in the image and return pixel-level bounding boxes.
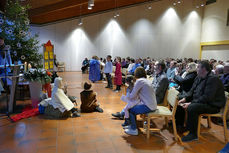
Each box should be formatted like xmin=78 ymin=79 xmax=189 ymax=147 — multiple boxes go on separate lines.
xmin=88 ymin=5 xmax=92 ymax=10
xmin=173 ymin=2 xmax=176 ymax=5
xmin=177 ymin=1 xmax=181 ymax=4
xmin=88 ymin=0 xmax=94 ymax=7
xmin=116 ymin=12 xmax=119 ymax=17
xmin=78 ymin=18 xmax=83 ymax=26
xmin=201 ymin=3 xmax=205 ymax=7
xmin=196 ymin=5 xmax=200 ymax=8
xmin=148 ymin=5 xmax=152 ymax=10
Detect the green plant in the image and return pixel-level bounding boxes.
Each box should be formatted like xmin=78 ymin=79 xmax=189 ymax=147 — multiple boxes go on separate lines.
xmin=0 ymin=0 xmax=42 ymax=67
xmin=24 ymin=68 xmax=52 ymax=85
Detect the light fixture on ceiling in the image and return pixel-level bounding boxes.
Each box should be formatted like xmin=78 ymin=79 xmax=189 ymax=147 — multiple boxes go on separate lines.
xmin=177 ymin=1 xmax=181 ymax=4
xmin=88 ymin=5 xmax=92 ymax=10
xmin=147 ymin=0 xmax=153 ymax=9
xmin=88 ymin=0 xmax=94 ymax=10
xmin=114 ymin=12 xmax=119 ymax=18
xmin=88 ymin=0 xmax=94 ymax=7
xmin=114 ymin=0 xmax=120 ymax=18
xmin=78 ymin=1 xmax=83 ymax=25
xmin=173 ymin=2 xmax=176 ymax=5
xmin=78 ymin=18 xmax=83 ymax=26
xmin=194 ymin=0 xmax=206 ymax=8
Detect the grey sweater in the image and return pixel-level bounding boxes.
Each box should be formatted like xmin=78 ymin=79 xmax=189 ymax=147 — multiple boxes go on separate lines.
xmin=128 ymin=78 xmax=157 ymax=111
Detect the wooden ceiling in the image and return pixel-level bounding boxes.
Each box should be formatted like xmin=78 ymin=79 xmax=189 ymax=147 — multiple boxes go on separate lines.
xmin=17 ymin=0 xmax=158 ymax=25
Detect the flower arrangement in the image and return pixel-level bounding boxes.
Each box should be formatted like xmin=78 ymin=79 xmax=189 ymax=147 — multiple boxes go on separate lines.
xmin=24 ymin=68 xmax=52 ymax=85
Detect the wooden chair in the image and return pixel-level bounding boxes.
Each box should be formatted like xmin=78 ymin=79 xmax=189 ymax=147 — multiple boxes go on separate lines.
xmin=57 ymin=62 xmax=65 ymax=72
xmin=143 ymin=89 xmax=181 ymax=142
xmin=197 ymin=94 xmax=229 ymax=143
xmin=158 ymin=89 xmax=169 ymax=106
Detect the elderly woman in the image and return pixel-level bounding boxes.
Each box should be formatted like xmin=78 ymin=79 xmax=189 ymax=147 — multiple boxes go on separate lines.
xmin=220 ymin=63 xmax=229 ymax=92
xmin=124 ymin=67 xmax=157 ymax=136
xmin=174 ymin=62 xmax=197 ymax=98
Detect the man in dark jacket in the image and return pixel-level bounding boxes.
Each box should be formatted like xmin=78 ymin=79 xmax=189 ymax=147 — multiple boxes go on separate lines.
xmin=179 ymin=60 xmax=226 ymax=142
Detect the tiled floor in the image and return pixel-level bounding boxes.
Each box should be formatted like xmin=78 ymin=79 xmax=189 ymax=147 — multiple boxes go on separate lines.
xmin=0 ymin=72 xmax=228 ymax=153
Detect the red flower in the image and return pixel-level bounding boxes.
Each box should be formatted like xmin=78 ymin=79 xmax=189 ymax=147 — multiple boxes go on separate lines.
xmin=47 ymin=71 xmax=52 ymax=76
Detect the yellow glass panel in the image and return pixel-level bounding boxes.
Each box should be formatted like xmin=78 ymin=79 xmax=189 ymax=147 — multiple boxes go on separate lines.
xmin=45 ymin=62 xmax=49 ymax=70
xmin=44 ymin=51 xmax=49 ymax=60
xmin=49 ymin=61 xmax=54 ymax=69
xmin=49 ymin=51 xmax=54 ymax=59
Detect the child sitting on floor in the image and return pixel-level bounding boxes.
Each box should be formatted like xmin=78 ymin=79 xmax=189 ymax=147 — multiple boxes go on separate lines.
xmin=121 ymin=75 xmax=140 ymax=127
xmin=80 ymin=81 xmax=103 ymax=113
xmin=43 ymin=77 xmax=80 ymax=118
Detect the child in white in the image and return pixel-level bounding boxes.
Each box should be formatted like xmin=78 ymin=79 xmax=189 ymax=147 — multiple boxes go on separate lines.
xmin=121 ymin=75 xmax=141 ymax=126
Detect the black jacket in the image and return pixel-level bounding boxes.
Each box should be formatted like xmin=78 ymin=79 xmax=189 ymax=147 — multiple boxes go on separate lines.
xmin=174 ymin=71 xmax=197 ymax=92
xmin=185 ymin=73 xmax=226 ymax=109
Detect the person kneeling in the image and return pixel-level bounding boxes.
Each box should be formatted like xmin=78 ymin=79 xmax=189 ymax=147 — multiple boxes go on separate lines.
xmin=44 ymin=77 xmax=80 ymax=118
xmin=80 ymin=81 xmax=103 ymax=113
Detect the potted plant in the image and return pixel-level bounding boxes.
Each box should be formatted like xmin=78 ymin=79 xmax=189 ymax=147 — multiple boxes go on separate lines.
xmin=24 ymin=68 xmax=51 ymax=108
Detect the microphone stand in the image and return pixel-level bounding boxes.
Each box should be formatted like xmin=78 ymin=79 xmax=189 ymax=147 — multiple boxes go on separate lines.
xmin=0 ymin=49 xmax=13 ymax=122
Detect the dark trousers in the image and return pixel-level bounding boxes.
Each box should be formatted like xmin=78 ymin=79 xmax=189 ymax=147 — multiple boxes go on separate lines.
xmin=116 ymin=85 xmax=121 ymax=91
xmin=105 ymin=73 xmax=112 ymax=87
xmin=176 ymin=103 xmax=219 ymax=136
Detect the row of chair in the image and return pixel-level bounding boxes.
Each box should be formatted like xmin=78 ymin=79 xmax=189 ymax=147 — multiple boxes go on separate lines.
xmin=142 ymin=88 xmax=229 ymax=143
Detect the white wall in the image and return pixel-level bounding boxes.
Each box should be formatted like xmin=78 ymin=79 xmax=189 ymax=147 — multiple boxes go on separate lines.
xmin=202 ymin=45 xmax=229 ymax=61
xmin=201 ymin=0 xmax=229 ymax=61
xmin=31 ymin=0 xmax=203 ymax=71
xmin=201 ymin=0 xmax=229 ymax=42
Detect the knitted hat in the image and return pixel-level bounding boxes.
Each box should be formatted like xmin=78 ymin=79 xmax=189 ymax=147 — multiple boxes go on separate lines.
xmin=82 ymin=81 xmax=92 ymax=91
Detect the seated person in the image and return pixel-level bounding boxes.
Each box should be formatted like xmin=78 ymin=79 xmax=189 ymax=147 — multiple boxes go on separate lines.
xmin=124 ymin=67 xmax=157 ymax=135
xmin=44 ymin=77 xmax=80 ymax=118
xmin=121 ymin=75 xmax=139 ymax=127
xmin=81 ymin=58 xmax=89 ymax=73
xmin=128 ymin=59 xmax=141 ymax=75
xmin=166 ymin=60 xmax=177 ymax=87
xmin=80 ymin=81 xmax=103 ymax=113
xmin=0 ymin=80 xmax=3 ymax=95
xmin=112 ymin=61 xmax=168 ymax=119
xmin=127 ymin=58 xmax=135 ymax=73
xmin=152 ymin=61 xmax=169 ymax=104
xmin=174 ymin=62 xmax=197 ymax=99
xmin=215 ymin=64 xmax=224 ymax=77
xmin=220 ymin=63 xmax=229 ymax=92
xmin=178 ymin=60 xmax=226 ymax=142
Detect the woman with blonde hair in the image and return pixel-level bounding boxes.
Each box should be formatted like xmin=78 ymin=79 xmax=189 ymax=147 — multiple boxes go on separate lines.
xmin=174 ymin=62 xmax=197 ymax=94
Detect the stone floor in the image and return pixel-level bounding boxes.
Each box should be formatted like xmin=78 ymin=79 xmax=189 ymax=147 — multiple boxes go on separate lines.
xmin=0 ymin=72 xmax=227 ymax=153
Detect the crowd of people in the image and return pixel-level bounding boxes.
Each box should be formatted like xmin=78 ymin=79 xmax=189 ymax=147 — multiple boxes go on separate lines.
xmin=82 ymin=55 xmax=229 ymax=142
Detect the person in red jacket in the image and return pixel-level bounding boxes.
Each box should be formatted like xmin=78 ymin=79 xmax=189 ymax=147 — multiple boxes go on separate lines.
xmin=114 ymin=57 xmax=122 ymax=92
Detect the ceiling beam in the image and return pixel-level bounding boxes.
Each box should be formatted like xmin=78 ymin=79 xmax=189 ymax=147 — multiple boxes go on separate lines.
xmin=29 ymin=0 xmax=89 ymax=17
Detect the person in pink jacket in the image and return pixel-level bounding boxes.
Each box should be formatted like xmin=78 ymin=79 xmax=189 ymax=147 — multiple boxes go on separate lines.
xmin=114 ymin=57 xmax=122 ymax=92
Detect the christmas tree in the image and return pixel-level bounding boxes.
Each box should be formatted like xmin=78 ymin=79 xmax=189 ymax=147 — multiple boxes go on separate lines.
xmin=0 ymin=0 xmax=42 ymax=68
